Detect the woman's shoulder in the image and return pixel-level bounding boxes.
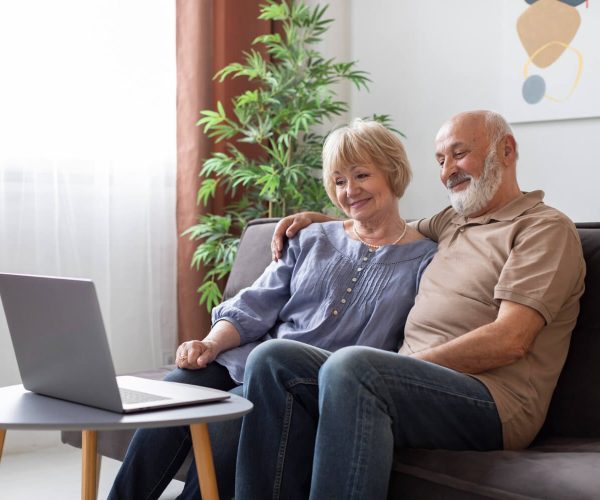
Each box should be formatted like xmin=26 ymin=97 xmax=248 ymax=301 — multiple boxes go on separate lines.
xmin=294 ymin=220 xmax=343 ymax=243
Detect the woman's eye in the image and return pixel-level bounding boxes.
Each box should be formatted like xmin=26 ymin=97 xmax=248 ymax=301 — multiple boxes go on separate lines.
xmin=357 ymin=173 xmax=369 ymax=180
xmin=335 ymin=179 xmax=345 ymax=186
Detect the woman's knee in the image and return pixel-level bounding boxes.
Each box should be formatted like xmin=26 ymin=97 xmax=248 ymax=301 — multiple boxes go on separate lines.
xmin=247 ymin=340 xmax=310 ymax=372
xmin=319 ymin=346 xmax=382 ymax=388
xmin=245 ymin=339 xmax=328 ymax=385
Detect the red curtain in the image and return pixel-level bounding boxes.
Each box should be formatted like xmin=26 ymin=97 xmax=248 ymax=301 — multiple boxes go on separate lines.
xmin=175 ymin=0 xmax=272 ymax=343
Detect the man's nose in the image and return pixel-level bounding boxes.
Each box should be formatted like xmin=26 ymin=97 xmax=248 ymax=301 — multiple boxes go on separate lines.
xmin=440 ymin=159 xmax=456 ymax=185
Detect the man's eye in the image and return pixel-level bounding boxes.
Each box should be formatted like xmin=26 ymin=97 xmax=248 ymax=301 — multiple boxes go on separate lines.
xmin=437 ymin=159 xmax=445 ymax=167
xmin=455 ymin=151 xmax=466 ymax=158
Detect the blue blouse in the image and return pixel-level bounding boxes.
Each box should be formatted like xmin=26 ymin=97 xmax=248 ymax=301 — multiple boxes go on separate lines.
xmin=213 ymin=221 xmax=437 ymax=383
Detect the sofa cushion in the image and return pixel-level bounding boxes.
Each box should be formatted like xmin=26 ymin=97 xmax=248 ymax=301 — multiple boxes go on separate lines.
xmin=391 ymin=438 xmax=600 ymax=499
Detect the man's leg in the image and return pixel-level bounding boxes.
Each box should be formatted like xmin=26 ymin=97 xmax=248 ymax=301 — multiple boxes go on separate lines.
xmin=310 ymin=346 xmax=503 ymax=500
xmin=236 ymin=339 xmax=331 ymax=500
xmin=108 ymin=363 xmax=237 ymax=500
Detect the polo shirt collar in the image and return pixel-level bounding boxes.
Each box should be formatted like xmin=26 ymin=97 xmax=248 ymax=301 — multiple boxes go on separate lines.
xmin=450 ymin=190 xmax=545 ymax=226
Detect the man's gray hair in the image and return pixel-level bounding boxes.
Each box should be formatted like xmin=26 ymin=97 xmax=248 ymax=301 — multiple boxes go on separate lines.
xmin=484 ymin=111 xmax=519 ymax=159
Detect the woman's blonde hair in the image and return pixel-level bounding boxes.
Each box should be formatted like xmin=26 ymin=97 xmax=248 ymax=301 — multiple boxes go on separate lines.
xmin=322 ymin=118 xmax=412 ymax=208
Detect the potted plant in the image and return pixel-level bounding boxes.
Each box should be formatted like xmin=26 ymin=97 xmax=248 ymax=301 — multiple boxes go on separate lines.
xmin=187 ymin=0 xmax=392 ymax=310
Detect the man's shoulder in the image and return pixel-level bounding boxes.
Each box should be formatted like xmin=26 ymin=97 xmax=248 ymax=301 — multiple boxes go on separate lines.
xmin=516 ymin=200 xmax=578 ymax=235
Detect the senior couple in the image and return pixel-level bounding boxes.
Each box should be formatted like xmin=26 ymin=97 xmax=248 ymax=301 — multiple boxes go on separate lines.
xmin=110 ymin=110 xmax=585 ymax=500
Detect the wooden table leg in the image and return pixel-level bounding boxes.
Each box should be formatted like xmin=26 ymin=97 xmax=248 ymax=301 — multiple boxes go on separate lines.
xmin=81 ymin=430 xmax=99 ymax=500
xmin=0 ymin=429 xmax=6 ymax=463
xmin=190 ymin=423 xmax=219 ymax=500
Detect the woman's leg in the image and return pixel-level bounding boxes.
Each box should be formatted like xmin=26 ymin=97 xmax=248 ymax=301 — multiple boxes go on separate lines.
xmin=310 ymin=346 xmax=503 ymax=500
xmin=235 ymin=339 xmax=331 ymax=500
xmin=108 ymin=363 xmax=237 ymax=500
xmin=176 ymin=385 xmax=244 ymax=500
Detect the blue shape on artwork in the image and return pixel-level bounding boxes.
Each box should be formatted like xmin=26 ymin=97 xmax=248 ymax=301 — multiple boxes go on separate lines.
xmin=524 ymin=0 xmax=586 ymax=5
xmin=522 ymin=75 xmax=546 ymax=104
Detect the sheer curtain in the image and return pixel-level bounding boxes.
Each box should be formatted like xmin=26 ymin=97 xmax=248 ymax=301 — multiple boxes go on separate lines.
xmin=0 ymin=0 xmax=176 ymax=387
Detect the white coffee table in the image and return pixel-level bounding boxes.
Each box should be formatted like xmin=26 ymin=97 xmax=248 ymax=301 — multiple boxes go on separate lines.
xmin=0 ymin=384 xmax=252 ymax=500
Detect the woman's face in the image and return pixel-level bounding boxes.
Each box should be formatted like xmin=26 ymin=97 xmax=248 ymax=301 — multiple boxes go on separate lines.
xmin=333 ymin=162 xmax=397 ymax=221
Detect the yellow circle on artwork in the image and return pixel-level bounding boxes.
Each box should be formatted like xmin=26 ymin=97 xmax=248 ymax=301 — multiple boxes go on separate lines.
xmin=523 ymin=41 xmax=583 ymax=102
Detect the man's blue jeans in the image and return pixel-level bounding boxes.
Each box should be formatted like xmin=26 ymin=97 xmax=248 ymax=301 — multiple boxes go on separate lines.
xmin=236 ymin=339 xmax=503 ymax=500
xmin=108 ymin=363 xmax=241 ymax=500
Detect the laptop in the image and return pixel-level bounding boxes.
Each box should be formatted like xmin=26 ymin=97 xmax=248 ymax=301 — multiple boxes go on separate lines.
xmin=0 ymin=273 xmax=230 ymax=413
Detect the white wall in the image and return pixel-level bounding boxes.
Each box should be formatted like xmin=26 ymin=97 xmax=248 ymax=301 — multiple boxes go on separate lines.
xmin=340 ymin=0 xmax=600 ymax=221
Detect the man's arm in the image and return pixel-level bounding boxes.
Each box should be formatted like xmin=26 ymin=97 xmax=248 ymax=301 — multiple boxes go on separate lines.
xmin=271 ymin=211 xmax=340 ymax=260
xmin=409 ymin=300 xmax=545 ymax=374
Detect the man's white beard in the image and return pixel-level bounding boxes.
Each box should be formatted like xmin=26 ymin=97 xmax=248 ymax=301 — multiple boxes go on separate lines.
xmin=447 ymin=150 xmax=503 ymax=217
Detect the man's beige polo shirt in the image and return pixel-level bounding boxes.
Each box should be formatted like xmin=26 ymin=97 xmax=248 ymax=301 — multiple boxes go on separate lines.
xmin=400 ymin=191 xmax=585 ymax=449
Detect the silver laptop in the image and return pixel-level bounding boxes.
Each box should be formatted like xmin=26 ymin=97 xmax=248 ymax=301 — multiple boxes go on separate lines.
xmin=0 ymin=273 xmax=230 ymax=413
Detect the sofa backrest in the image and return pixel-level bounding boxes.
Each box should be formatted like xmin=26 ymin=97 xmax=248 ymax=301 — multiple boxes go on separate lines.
xmin=541 ymin=223 xmax=600 ymax=438
xmin=223 ymin=218 xmax=279 ymax=300
xmin=224 ymin=219 xmax=600 ymax=438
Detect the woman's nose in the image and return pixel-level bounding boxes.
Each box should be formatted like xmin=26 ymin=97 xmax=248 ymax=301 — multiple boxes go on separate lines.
xmin=346 ymin=179 xmax=360 ymax=196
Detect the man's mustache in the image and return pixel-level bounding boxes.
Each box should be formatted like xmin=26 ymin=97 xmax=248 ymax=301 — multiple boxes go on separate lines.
xmin=446 ymin=172 xmax=472 ymax=190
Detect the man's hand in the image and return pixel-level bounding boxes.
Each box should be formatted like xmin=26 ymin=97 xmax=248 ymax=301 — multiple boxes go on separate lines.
xmin=176 ymin=340 xmax=218 ymax=369
xmin=271 ymin=212 xmax=337 ymax=261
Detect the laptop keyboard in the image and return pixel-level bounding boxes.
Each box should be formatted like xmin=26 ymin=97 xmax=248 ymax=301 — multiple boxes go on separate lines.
xmin=119 ymin=387 xmax=169 ymax=404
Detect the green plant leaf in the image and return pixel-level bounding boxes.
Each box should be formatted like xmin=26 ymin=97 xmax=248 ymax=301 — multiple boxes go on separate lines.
xmin=190 ymin=0 xmax=404 ymax=312
xmin=197 ymin=281 xmax=223 ymax=311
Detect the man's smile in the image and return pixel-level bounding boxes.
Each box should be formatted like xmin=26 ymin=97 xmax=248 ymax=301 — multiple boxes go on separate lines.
xmin=447 ymin=173 xmax=471 ymax=191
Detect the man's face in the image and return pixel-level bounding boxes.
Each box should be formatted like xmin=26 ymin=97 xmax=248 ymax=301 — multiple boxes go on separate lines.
xmin=446 ymin=148 xmax=503 ymax=217
xmin=435 ymin=116 xmax=503 ymax=217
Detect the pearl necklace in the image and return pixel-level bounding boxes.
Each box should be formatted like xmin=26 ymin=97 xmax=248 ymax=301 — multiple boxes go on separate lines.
xmin=352 ymin=220 xmax=408 ymax=250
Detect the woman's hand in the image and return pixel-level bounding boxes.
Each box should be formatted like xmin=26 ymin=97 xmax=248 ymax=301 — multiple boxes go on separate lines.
xmin=176 ymin=340 xmax=219 ymax=369
xmin=271 ymin=212 xmax=336 ymax=261
xmin=175 ymin=320 xmax=242 ymax=370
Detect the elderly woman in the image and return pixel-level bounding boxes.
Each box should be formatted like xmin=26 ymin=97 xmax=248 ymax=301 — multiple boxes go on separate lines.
xmin=108 ymin=119 xmax=436 ymax=500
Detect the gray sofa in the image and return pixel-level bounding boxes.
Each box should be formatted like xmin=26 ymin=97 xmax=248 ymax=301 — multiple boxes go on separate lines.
xmin=63 ymin=219 xmax=600 ymax=499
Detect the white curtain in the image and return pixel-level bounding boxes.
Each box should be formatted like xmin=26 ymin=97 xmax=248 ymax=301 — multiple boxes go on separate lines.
xmin=0 ymin=0 xmax=177 ymax=388
xmin=0 ymin=163 xmax=176 ymax=376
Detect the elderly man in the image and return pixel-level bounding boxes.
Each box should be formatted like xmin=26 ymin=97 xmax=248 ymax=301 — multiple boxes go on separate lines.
xmin=234 ymin=110 xmax=586 ymax=500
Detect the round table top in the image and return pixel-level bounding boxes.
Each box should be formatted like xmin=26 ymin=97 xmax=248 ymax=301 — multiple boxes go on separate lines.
xmin=0 ymin=384 xmax=253 ymax=431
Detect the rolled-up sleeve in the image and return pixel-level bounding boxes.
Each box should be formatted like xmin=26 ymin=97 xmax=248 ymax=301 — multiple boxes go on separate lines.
xmin=211 ymin=239 xmax=299 ymax=344
xmin=495 ymin=218 xmax=585 ymax=324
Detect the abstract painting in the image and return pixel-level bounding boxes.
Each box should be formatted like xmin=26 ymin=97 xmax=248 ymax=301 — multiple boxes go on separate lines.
xmin=501 ymin=0 xmax=599 ymax=123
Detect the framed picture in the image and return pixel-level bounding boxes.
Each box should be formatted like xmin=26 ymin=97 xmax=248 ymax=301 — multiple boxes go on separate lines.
xmin=501 ymin=0 xmax=599 ymax=123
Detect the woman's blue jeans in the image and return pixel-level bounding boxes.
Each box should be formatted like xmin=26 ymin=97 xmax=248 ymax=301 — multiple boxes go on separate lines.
xmin=108 ymin=363 xmax=241 ymax=500
xmin=236 ymin=339 xmax=503 ymax=500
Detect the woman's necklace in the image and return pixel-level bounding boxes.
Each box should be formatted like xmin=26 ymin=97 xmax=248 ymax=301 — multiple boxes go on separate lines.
xmin=352 ymin=220 xmax=408 ymax=250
